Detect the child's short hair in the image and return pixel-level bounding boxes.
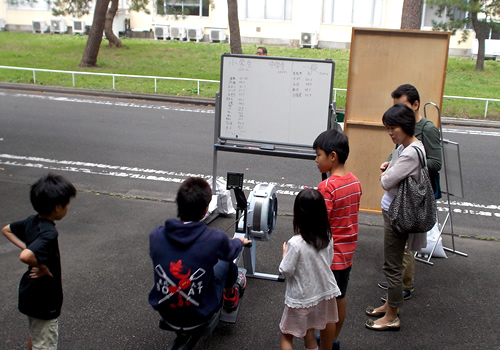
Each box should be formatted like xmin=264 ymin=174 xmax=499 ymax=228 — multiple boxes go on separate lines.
xmin=382 ymin=103 xmax=416 ymax=137
xmin=30 ymin=173 xmax=77 ymax=215
xmin=293 ymin=189 xmax=331 ymax=251
xmin=312 ymin=129 xmax=349 ymax=164
xmin=176 ymin=177 xmax=212 ymax=222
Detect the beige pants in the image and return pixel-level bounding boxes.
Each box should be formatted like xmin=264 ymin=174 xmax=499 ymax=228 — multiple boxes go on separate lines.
xmin=403 ymin=249 xmax=415 ymax=291
xmin=28 ymin=317 xmax=58 ymax=350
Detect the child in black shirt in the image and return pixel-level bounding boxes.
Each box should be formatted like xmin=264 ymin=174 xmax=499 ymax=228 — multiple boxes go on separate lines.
xmin=2 ymin=173 xmax=76 ymax=350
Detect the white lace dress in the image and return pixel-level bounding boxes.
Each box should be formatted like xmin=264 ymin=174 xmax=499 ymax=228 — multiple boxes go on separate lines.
xmin=279 ymin=235 xmax=341 ymax=337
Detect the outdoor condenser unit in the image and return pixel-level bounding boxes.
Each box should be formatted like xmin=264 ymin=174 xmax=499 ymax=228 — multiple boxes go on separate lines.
xmin=210 ymin=29 xmax=226 ymax=42
xmin=170 ymin=27 xmax=186 ymax=41
xmin=51 ymin=18 xmax=68 ymax=34
xmin=32 ymin=20 xmax=48 ymax=34
xmin=0 ymin=18 xmax=6 ymax=31
xmin=72 ymin=20 xmax=86 ymax=35
xmin=154 ymin=25 xmax=170 ymax=40
xmin=300 ymin=32 xmax=318 ymax=48
xmin=187 ymin=27 xmax=204 ymax=42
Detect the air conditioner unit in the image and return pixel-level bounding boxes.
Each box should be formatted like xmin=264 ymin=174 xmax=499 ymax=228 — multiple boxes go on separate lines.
xmin=300 ymin=32 xmax=318 ymax=48
xmin=169 ymin=27 xmax=186 ymax=41
xmin=210 ymin=29 xmax=226 ymax=42
xmin=50 ymin=18 xmax=68 ymax=34
xmin=32 ymin=20 xmax=48 ymax=34
xmin=0 ymin=18 xmax=6 ymax=31
xmin=154 ymin=25 xmax=169 ymax=40
xmin=72 ymin=19 xmax=86 ymax=35
xmin=187 ymin=27 xmax=204 ymax=42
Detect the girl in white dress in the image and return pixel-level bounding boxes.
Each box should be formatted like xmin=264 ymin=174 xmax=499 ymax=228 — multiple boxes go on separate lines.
xmin=279 ymin=189 xmax=341 ymax=350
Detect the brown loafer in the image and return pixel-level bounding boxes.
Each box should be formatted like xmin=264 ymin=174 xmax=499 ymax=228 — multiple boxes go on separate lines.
xmin=365 ymin=317 xmax=401 ymax=331
xmin=365 ymin=306 xmax=385 ymax=317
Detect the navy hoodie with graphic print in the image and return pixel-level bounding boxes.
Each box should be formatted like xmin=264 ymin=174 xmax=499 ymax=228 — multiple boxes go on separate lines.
xmin=148 ymin=218 xmax=243 ymax=327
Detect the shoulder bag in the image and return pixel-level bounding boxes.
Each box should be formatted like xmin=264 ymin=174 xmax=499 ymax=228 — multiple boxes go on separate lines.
xmin=388 ymin=146 xmax=437 ymax=235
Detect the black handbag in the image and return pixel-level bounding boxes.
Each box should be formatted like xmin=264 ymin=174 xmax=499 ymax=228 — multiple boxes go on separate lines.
xmin=388 ymin=146 xmax=437 ymax=235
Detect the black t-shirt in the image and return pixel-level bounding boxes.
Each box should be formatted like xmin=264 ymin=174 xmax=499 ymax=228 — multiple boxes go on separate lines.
xmin=10 ymin=215 xmax=63 ymax=320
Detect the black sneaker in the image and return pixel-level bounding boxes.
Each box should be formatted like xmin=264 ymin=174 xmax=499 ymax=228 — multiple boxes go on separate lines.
xmin=380 ymin=290 xmax=412 ymax=303
xmin=378 ymin=281 xmax=415 ymax=292
xmin=223 ymin=269 xmax=247 ymax=310
xmin=223 ymin=287 xmax=240 ymax=310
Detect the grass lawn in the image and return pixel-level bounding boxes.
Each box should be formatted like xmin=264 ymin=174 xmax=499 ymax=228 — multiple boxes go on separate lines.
xmin=0 ymin=31 xmax=499 ymax=119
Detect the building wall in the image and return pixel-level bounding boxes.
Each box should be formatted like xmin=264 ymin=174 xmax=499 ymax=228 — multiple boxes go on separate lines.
xmin=0 ymin=0 xmax=476 ymax=56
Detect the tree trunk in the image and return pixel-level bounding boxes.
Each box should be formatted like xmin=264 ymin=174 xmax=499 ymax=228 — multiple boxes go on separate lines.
xmin=401 ymin=0 xmax=423 ymax=29
xmin=227 ymin=0 xmax=242 ymax=54
xmin=79 ymin=0 xmax=111 ymax=67
xmin=105 ymin=0 xmax=124 ymax=47
xmin=471 ymin=7 xmax=486 ymax=71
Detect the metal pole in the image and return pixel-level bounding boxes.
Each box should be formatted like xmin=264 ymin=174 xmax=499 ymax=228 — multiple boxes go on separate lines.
xmin=33 ymin=70 xmax=36 ymax=84
xmin=484 ymin=100 xmax=489 ymax=119
xmin=212 ymin=92 xmax=221 ymax=191
xmin=72 ymin=73 xmax=75 ymax=87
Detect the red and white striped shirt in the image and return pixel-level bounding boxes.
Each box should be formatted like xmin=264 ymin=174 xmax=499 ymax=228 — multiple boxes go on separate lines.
xmin=318 ymin=173 xmax=362 ymax=270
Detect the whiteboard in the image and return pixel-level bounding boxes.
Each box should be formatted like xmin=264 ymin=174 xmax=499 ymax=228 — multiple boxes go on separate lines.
xmin=219 ymin=54 xmax=335 ymax=147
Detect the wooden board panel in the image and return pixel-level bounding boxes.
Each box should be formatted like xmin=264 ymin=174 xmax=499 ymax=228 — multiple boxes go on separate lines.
xmin=344 ymin=28 xmax=450 ymax=212
xmin=345 ymin=124 xmax=395 ymax=212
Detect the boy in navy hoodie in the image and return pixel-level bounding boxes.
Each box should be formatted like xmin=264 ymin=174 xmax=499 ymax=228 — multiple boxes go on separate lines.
xmin=148 ymin=177 xmax=251 ymax=328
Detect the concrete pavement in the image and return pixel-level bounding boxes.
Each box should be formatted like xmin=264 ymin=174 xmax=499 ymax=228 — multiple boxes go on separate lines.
xmin=0 ymin=179 xmax=498 ymax=349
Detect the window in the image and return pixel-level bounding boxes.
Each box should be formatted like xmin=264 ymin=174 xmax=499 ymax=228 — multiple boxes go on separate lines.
xmin=8 ymin=0 xmax=51 ymax=11
xmin=422 ymin=1 xmax=469 ymax=28
xmin=322 ymin=0 xmax=384 ymax=27
xmin=491 ymin=25 xmax=500 ymax=40
xmin=239 ymin=0 xmax=293 ymax=21
xmin=156 ymin=0 xmax=209 ymax=17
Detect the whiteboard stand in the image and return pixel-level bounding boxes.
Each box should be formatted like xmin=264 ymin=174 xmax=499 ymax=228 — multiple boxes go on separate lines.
xmin=415 ymin=103 xmax=468 ymax=266
xmin=211 ymin=54 xmax=335 ymax=220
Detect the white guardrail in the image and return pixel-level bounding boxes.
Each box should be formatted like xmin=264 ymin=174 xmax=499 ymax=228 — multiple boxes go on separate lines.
xmin=0 ymin=65 xmax=219 ymax=95
xmin=0 ymin=65 xmax=499 ymax=117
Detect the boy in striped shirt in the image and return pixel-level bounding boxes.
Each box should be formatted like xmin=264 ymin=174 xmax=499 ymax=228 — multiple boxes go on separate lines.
xmin=313 ymin=130 xmax=362 ymax=349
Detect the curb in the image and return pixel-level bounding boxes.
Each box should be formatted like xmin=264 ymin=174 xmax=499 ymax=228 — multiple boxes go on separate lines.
xmin=1 ymin=82 xmax=499 ymax=128
xmin=0 ymin=82 xmax=215 ymax=106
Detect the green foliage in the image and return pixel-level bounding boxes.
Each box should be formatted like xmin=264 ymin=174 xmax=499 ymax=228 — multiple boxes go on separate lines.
xmin=51 ymin=0 xmax=151 ymax=17
xmin=0 ymin=32 xmax=498 ymax=119
xmin=426 ymin=0 xmax=500 ymax=43
xmin=52 ymin=0 xmax=91 ymax=17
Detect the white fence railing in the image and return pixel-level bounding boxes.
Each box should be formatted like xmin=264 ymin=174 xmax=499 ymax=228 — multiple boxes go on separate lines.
xmin=0 ymin=65 xmax=219 ymax=95
xmin=1 ymin=65 xmax=499 ymax=117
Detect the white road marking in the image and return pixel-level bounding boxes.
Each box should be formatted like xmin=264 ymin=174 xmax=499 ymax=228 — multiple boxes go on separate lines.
xmin=1 ymin=154 xmax=499 ymax=220
xmin=4 ymin=92 xmax=215 ymax=114
xmin=443 ymin=128 xmax=500 ymax=137
xmin=2 ymin=92 xmax=500 ymax=136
